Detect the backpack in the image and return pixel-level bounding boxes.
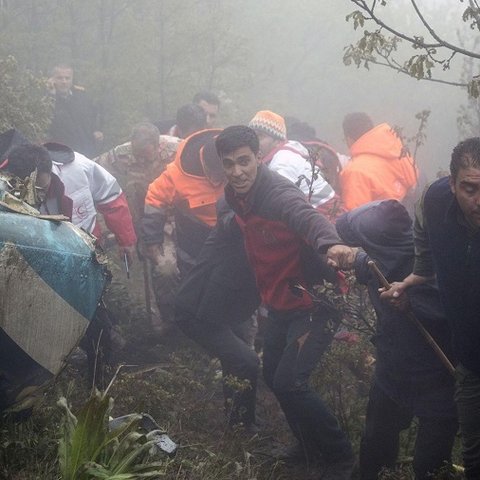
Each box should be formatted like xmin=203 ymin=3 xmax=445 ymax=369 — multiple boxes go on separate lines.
xmin=300 ymin=140 xmax=343 ymax=194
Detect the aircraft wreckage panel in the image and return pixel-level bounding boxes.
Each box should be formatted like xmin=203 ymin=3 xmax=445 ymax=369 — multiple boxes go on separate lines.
xmin=0 ymin=244 xmax=90 ymax=374
xmin=0 ymin=210 xmax=108 ymax=410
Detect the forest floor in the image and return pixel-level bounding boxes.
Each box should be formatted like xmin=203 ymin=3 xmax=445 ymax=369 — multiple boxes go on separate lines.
xmin=0 ymin=290 xmax=466 ymax=480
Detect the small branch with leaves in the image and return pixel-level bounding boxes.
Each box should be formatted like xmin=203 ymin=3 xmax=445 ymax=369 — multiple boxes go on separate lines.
xmin=345 ymin=0 xmax=480 ymax=97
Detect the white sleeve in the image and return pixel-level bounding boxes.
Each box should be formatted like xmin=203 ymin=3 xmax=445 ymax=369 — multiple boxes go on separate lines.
xmin=268 ymin=150 xmax=306 ymax=185
xmin=76 ymin=153 xmax=123 ymax=205
xmin=268 ymin=150 xmax=335 ymax=207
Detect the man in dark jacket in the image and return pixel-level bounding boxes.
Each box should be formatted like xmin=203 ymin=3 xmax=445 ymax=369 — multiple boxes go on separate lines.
xmin=175 ymin=199 xmax=260 ymax=429
xmin=381 ymin=137 xmax=480 ymax=479
xmin=336 ymin=200 xmax=457 ymax=480
xmin=47 ymin=64 xmax=103 ymax=158
xmin=216 ymin=125 xmax=356 ymax=478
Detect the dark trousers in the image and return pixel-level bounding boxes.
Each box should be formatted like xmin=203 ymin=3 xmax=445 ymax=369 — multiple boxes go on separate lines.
xmin=360 ymin=381 xmax=457 ymax=480
xmin=263 ymin=309 xmax=352 ymax=461
xmin=176 ymin=310 xmax=259 ymax=426
xmin=455 ymin=364 xmax=480 ymax=480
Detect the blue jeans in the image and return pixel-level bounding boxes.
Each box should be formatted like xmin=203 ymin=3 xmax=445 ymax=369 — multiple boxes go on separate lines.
xmin=263 ymin=309 xmax=352 ymax=461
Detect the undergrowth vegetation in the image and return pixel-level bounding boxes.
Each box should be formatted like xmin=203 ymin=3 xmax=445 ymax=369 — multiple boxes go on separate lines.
xmin=0 ymin=282 xmax=465 ymax=479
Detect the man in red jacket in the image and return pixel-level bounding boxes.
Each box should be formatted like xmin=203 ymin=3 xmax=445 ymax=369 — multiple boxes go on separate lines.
xmin=216 ymin=125 xmax=356 ymax=478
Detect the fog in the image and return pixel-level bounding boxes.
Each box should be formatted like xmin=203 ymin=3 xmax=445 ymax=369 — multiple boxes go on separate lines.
xmin=1 ymin=0 xmax=477 ymax=177
xmin=232 ymin=0 xmax=475 ymax=177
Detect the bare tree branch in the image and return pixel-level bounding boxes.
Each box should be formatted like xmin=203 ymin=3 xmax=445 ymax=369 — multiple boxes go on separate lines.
xmin=350 ymin=0 xmax=443 ymax=48
xmin=350 ymin=0 xmax=480 ymax=58
xmin=410 ymin=0 xmax=480 ymax=58
xmin=360 ymin=51 xmax=468 ymax=88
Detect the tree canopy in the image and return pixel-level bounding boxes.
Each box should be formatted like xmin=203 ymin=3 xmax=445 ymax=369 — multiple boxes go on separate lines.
xmin=344 ymin=0 xmax=480 ymax=97
xmin=0 ymin=0 xmax=471 ymax=172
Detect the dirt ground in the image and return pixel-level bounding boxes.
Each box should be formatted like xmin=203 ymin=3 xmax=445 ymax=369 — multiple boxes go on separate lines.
xmin=0 ymin=272 xmax=464 ymax=479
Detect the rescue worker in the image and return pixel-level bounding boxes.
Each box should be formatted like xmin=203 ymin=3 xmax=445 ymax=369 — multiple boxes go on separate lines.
xmin=286 ymin=119 xmax=345 ymax=197
xmin=1 ymin=142 xmax=116 ymax=387
xmin=1 ymin=143 xmax=72 ymax=218
xmin=340 ymin=112 xmax=418 ymax=211
xmin=95 ymin=123 xmax=181 ymax=333
xmin=43 ymin=142 xmax=136 ymax=259
xmin=248 ymin=110 xmax=341 ymax=219
xmin=95 ymin=123 xmax=180 ymax=215
xmin=141 ymin=129 xmax=224 ymax=276
xmin=43 ymin=142 xmax=137 ymax=383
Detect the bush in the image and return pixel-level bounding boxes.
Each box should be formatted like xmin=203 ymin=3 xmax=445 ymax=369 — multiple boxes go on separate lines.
xmin=0 ymin=55 xmax=53 ymax=141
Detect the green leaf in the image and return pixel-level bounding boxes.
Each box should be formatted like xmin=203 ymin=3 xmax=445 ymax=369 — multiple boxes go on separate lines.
xmin=0 ymin=55 xmax=53 ymax=141
xmin=58 ymin=392 xmax=111 ymax=479
xmin=58 ymin=393 xmax=170 ymax=479
xmin=92 ymin=414 xmax=143 ymax=462
xmin=346 ymin=11 xmax=365 ymax=30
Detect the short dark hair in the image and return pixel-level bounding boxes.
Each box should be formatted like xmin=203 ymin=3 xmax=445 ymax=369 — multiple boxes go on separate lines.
xmin=192 ymin=91 xmax=220 ymax=107
xmin=450 ymin=137 xmax=480 ymax=180
xmin=215 ymin=125 xmax=259 ymax=157
xmin=342 ymin=112 xmax=374 ymax=142
xmin=131 ymin=122 xmax=160 ymax=147
xmin=176 ymin=103 xmax=207 ymax=137
xmin=287 ymin=121 xmax=317 ymax=142
xmin=7 ymin=144 xmax=52 ymax=179
xmin=51 ymin=63 xmax=73 ymax=75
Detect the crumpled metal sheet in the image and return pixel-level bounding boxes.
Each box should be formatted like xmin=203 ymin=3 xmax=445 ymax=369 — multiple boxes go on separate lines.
xmin=0 ymin=210 xmax=109 ymax=411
